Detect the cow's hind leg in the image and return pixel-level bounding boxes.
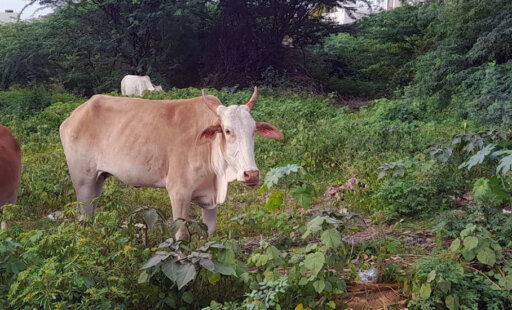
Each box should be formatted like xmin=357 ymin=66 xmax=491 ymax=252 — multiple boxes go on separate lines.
xmin=74 ymin=173 xmax=107 ymax=218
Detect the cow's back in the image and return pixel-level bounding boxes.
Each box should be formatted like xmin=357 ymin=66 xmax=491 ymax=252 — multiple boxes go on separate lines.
xmin=0 ymin=125 xmax=21 ymax=205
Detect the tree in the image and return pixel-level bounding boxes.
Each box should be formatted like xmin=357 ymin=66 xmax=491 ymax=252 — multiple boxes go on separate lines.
xmin=202 ymin=0 xmax=340 ymax=87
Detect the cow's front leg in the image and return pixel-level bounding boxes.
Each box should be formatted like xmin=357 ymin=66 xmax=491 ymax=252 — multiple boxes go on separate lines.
xmin=168 ymin=190 xmax=191 ymax=241
xmin=202 ymin=206 xmax=219 ymax=236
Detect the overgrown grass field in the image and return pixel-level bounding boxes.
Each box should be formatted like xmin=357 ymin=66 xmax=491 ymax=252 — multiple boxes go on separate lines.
xmin=1 ymin=87 xmax=511 ymax=309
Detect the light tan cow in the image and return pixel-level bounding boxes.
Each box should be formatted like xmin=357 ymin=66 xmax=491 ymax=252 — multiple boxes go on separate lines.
xmin=60 ymin=87 xmax=283 ymax=239
xmin=0 ymin=124 xmax=21 ymax=207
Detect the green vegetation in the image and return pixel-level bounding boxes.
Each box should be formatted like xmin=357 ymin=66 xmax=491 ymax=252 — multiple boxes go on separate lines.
xmin=1 ymin=0 xmax=511 ymax=309
xmin=1 ymin=84 xmax=510 ymax=308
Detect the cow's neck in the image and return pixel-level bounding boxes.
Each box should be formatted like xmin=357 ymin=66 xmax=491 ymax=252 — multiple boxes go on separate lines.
xmin=210 ymin=138 xmax=236 ymax=205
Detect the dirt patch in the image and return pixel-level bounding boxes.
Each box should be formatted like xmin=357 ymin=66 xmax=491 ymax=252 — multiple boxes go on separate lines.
xmin=389 ymin=230 xmax=436 ymax=254
xmin=344 ymin=283 xmax=407 ymax=310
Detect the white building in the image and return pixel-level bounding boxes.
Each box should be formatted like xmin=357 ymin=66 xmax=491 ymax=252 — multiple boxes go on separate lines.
xmin=0 ymin=10 xmax=17 ymax=24
xmin=381 ymin=0 xmax=427 ymax=10
xmin=382 ymin=0 xmax=403 ymax=10
xmin=327 ymin=0 xmax=428 ymax=24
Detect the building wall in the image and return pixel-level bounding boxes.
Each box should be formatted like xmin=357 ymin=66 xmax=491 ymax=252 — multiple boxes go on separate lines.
xmin=381 ymin=0 xmax=428 ymax=11
xmin=0 ymin=10 xmax=18 ymax=24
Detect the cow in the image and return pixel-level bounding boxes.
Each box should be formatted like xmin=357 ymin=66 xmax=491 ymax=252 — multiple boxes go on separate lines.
xmin=59 ymin=87 xmax=283 ymax=240
xmin=0 ymin=125 xmax=21 ymax=207
xmin=121 ymin=75 xmax=163 ymax=96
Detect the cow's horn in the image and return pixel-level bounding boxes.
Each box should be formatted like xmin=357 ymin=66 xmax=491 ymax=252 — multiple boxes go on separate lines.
xmin=246 ymin=86 xmax=258 ymax=110
xmin=202 ymin=89 xmax=218 ymax=113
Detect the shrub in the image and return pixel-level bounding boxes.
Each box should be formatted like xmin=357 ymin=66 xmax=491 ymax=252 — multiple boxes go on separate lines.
xmin=409 ymin=256 xmax=512 ymax=310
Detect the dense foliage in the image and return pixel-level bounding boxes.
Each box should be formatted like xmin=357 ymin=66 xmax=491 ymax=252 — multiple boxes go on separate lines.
xmin=1 ymin=0 xmax=511 ymax=308
xmin=0 ymin=85 xmax=510 ymax=308
xmin=0 ymin=0 xmax=344 ymax=95
xmin=3 ymin=0 xmax=512 ymax=127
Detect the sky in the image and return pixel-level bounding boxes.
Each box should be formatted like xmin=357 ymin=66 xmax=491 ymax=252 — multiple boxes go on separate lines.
xmin=0 ymin=0 xmax=54 ymax=19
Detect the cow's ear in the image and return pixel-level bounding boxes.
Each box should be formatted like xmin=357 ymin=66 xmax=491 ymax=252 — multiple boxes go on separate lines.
xmin=198 ymin=125 xmax=222 ymax=145
xmin=256 ymin=122 xmax=284 ymax=140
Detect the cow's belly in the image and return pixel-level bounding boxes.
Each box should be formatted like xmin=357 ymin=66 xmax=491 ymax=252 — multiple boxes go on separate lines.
xmin=112 ymin=171 xmax=167 ymax=188
xmin=98 ymin=156 xmax=167 ymax=188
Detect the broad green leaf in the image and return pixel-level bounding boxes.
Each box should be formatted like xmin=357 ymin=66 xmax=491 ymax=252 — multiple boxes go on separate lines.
xmin=419 ymin=283 xmax=431 ymax=299
xmin=263 ymin=270 xmax=275 ymax=281
xmin=461 ymin=248 xmax=476 ymax=261
xmin=4 ymin=258 xmax=25 ymax=274
xmin=477 ymin=248 xmax=496 ymax=266
xmin=141 ymin=251 xmax=170 ymax=269
xmin=264 ymin=164 xmax=302 ymax=188
xmin=427 ymin=270 xmax=436 ymax=283
xmin=266 ymin=245 xmax=282 ymax=260
xmin=449 ymin=239 xmax=461 ymax=252
xmin=213 ymin=262 xmax=236 ymax=275
xmin=291 ymin=184 xmax=315 ymax=209
xmin=207 ymin=271 xmax=221 ymax=285
xmin=459 ymin=144 xmax=496 ymax=171
xmin=495 ymin=151 xmax=512 ymax=175
xmin=298 ymin=277 xmax=308 ymax=286
xmin=137 ymin=270 xmax=149 ymax=284
xmin=463 ymin=236 xmax=479 ymax=251
xmin=280 ymin=164 xmax=302 ymax=175
xmin=161 ymin=261 xmax=178 ymax=283
xmin=313 ymin=280 xmax=325 ymax=293
xmin=182 ymin=291 xmax=194 ymax=304
xmin=460 ymin=223 xmax=476 ymax=237
xmin=472 ymin=177 xmax=507 ymax=207
xmin=190 ymin=221 xmax=208 ymax=239
xmin=162 ymin=261 xmax=197 ymax=289
xmin=199 ymin=258 xmax=215 ymax=271
xmin=498 ymin=274 xmax=512 ymax=290
xmin=29 ymin=231 xmax=43 ymax=242
xmin=302 ymin=216 xmax=325 ymax=239
xmin=174 ymin=263 xmax=197 ymax=290
xmin=216 ymin=248 xmax=235 ymax=265
xmin=320 ymin=229 xmax=342 ymax=250
xmin=305 ymin=243 xmax=318 ymax=253
xmin=265 ymin=190 xmax=284 ymax=211
xmin=239 ymin=272 xmax=251 ymax=283
xmin=438 ymin=279 xmax=451 ymax=293
xmin=445 ymin=294 xmax=459 ymax=310
xmin=169 ymin=219 xmax=186 ymax=236
xmin=143 ymin=209 xmax=158 ymax=229
xmin=303 ymin=252 xmax=325 ymax=277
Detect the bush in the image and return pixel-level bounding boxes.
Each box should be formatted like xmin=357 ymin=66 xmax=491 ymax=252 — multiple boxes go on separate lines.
xmin=409 ymin=256 xmax=512 ymax=310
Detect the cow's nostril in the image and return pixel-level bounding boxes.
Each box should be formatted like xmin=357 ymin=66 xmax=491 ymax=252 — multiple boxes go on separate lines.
xmin=244 ymin=170 xmax=259 ymax=181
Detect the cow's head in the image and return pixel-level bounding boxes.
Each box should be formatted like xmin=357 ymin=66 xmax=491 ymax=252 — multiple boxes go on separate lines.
xmin=198 ymin=87 xmax=283 ymax=186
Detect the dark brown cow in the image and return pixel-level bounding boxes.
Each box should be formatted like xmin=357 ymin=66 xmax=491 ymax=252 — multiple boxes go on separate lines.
xmin=0 ymin=125 xmax=21 ymax=206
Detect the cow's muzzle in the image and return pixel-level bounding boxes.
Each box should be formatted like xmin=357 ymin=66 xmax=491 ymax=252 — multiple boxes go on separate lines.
xmin=243 ymin=170 xmax=260 ymax=186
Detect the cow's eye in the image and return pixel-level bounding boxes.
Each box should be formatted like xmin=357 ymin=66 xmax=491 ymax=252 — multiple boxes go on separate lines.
xmin=225 ymin=129 xmax=231 ymax=135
